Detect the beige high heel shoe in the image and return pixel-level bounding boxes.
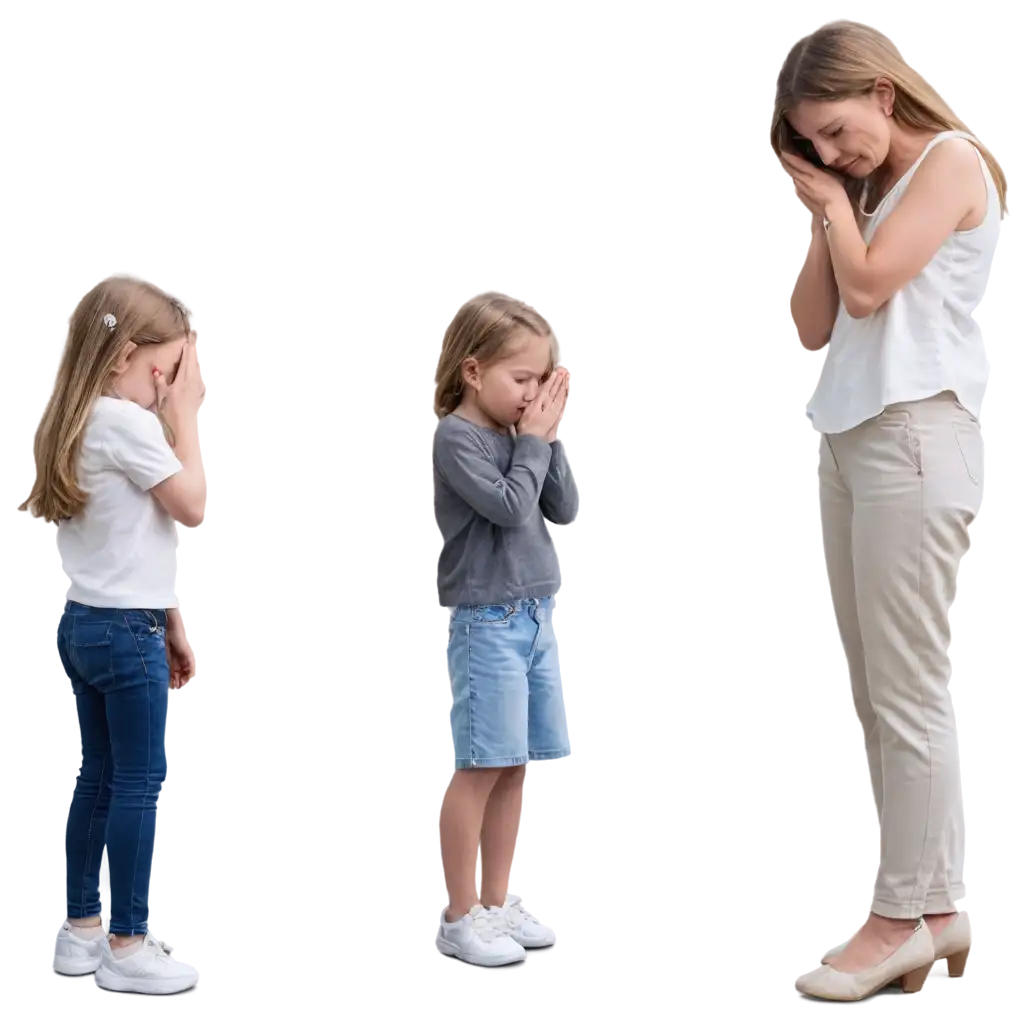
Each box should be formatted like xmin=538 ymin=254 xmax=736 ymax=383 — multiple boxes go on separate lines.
xmin=796 ymin=919 xmax=935 ymax=1001
xmin=933 ymin=917 xmax=970 ymax=978
xmin=821 ymin=911 xmax=972 ymax=976
xmin=815 ymin=917 xmax=864 ymax=962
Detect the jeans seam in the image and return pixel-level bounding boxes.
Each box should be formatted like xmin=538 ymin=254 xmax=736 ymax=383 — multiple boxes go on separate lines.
xmin=122 ymin=614 xmax=152 ymax=935
xmin=872 ymin=893 xmax=923 ymax=917
xmin=527 ymin=746 xmax=570 ymax=760
xmin=525 ymin=611 xmax=542 ymax=670
xmin=952 ymin=423 xmax=980 ymax=485
xmin=824 ymin=434 xmax=840 ymax=473
xmin=904 ymin=417 xmax=923 ymax=476
xmin=466 ymin=624 xmax=476 ymax=766
xmin=905 ymin=476 xmax=933 ymax=916
xmin=81 ymin=753 xmax=109 ymax=915
xmin=455 ymin=754 xmax=528 ymax=767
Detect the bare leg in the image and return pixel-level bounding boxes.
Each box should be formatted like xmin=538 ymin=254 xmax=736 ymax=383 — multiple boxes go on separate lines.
xmin=924 ymin=912 xmax=958 ymax=936
xmin=440 ymin=768 xmax=503 ymax=921
xmin=480 ymin=765 xmax=527 ymax=909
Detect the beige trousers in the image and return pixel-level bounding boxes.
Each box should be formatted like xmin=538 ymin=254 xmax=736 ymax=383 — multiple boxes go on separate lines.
xmin=819 ymin=391 xmax=983 ymax=919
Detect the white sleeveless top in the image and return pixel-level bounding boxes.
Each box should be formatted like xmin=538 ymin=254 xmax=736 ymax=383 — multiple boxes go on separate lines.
xmin=806 ymin=130 xmax=1001 ymax=435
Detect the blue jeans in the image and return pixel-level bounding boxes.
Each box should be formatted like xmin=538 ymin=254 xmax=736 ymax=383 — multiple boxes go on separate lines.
xmin=447 ymin=596 xmax=571 ymax=769
xmin=57 ymin=602 xmax=170 ymax=936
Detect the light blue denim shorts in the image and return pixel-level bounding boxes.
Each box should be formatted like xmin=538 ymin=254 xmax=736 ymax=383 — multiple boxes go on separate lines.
xmin=446 ymin=596 xmax=571 ymax=770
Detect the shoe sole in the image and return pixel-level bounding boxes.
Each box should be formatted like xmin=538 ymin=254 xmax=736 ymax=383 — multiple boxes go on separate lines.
xmin=435 ymin=937 xmax=526 ymax=967
xmin=95 ymin=966 xmax=198 ymax=995
xmin=46 ymin=942 xmax=100 ymax=974
xmin=520 ymin=937 xmax=561 ymax=954
xmin=54 ymin=956 xmax=102 ymax=976
xmin=512 ymin=937 xmax=561 ymax=954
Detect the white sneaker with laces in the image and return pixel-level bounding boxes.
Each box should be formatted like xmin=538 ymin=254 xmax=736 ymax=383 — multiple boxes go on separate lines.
xmin=499 ymin=895 xmax=556 ymax=948
xmin=94 ymin=933 xmax=199 ymax=994
xmin=53 ymin=920 xmax=108 ymax=975
xmin=436 ymin=905 xmax=527 ymax=966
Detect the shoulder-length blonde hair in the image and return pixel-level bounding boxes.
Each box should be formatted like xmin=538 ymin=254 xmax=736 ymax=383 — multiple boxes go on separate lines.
xmin=434 ymin=292 xmax=558 ymax=419
xmin=20 ymin=276 xmax=192 ymax=523
xmin=770 ymin=20 xmax=1008 ymax=215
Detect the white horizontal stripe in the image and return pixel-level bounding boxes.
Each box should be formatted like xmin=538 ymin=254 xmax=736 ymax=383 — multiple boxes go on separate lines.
xmin=167 ymin=888 xmax=864 ymax=958
xmin=199 ymin=966 xmax=790 ymax=991
xmin=186 ymin=577 xmax=430 ymax=593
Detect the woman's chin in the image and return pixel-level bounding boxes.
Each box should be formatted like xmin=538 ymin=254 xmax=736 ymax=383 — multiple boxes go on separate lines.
xmin=841 ymin=156 xmax=874 ymax=179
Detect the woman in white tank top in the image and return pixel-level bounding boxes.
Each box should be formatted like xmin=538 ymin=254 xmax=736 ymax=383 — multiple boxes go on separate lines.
xmin=769 ymin=21 xmax=1008 ymax=1002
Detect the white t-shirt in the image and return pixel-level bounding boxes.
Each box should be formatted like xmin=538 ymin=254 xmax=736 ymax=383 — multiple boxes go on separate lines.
xmin=57 ymin=397 xmax=183 ymax=609
xmin=806 ymin=131 xmax=1001 ymax=435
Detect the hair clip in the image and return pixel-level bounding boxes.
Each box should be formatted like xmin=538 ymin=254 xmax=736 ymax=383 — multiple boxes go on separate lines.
xmin=103 ymin=313 xmax=117 ymax=331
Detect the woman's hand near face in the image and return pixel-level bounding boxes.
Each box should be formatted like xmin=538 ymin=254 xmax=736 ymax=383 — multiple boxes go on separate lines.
xmin=774 ymin=150 xmax=823 ymax=215
xmin=780 ymin=151 xmax=850 ymax=220
xmin=783 ymin=151 xmax=842 ymax=350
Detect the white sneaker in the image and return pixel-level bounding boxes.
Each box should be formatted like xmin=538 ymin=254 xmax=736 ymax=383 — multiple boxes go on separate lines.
xmin=94 ymin=934 xmax=199 ymax=995
xmin=436 ymin=905 xmax=527 ymax=966
xmin=499 ymin=894 xmax=556 ymax=948
xmin=53 ymin=920 xmax=108 ymax=976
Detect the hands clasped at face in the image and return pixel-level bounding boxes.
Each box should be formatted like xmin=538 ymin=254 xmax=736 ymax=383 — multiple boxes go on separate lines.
xmin=780 ymin=151 xmax=850 ymax=219
xmin=518 ymin=368 xmax=570 ymax=443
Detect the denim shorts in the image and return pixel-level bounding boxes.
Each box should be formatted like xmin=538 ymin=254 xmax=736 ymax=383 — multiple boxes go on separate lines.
xmin=446 ymin=596 xmax=570 ymax=769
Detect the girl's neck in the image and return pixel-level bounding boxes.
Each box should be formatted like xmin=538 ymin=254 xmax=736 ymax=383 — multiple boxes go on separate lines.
xmin=454 ymin=397 xmax=508 ymax=435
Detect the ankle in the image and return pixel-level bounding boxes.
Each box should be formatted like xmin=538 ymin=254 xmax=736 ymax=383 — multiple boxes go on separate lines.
xmin=867 ymin=913 xmax=919 ymax=935
xmin=68 ymin=916 xmax=102 ymax=928
xmin=445 ymin=904 xmax=475 ymax=923
xmin=480 ymin=896 xmax=506 ymax=911
xmin=109 ymin=934 xmax=145 ymax=950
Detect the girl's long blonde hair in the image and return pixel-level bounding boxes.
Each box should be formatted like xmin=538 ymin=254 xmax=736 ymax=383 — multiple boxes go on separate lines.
xmin=434 ymin=292 xmax=558 ymax=419
xmin=771 ymin=20 xmax=1008 ymax=215
xmin=21 ymin=276 xmax=192 ymax=523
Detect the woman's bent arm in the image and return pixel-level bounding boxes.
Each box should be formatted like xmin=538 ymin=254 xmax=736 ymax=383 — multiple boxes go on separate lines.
xmin=791 ymin=218 xmax=839 ymax=351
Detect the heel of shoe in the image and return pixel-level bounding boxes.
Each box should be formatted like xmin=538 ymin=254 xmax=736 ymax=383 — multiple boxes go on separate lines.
xmin=947 ymin=947 xmax=970 ymax=978
xmin=900 ymin=962 xmax=933 ymax=993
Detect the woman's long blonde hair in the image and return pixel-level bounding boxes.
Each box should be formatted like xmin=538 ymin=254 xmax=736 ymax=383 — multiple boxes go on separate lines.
xmin=434 ymin=292 xmax=558 ymax=418
xmin=771 ymin=20 xmax=1008 ymax=215
xmin=20 ymin=276 xmax=192 ymax=523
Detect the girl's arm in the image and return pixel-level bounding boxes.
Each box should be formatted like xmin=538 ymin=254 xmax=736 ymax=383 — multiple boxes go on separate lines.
xmin=791 ymin=215 xmax=839 ymax=351
xmin=436 ymin=428 xmax=552 ymax=528
xmin=164 ymin=607 xmax=196 ymax=689
xmin=151 ymin=337 xmax=206 ymax=527
xmin=104 ymin=403 xmax=199 ymax=523
xmin=539 ymin=442 xmax=579 ymax=525
xmin=152 ymin=418 xmax=206 ymax=527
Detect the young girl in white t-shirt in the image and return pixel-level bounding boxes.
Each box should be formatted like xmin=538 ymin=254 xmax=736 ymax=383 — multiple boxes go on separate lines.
xmin=21 ymin=277 xmax=207 ymax=995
